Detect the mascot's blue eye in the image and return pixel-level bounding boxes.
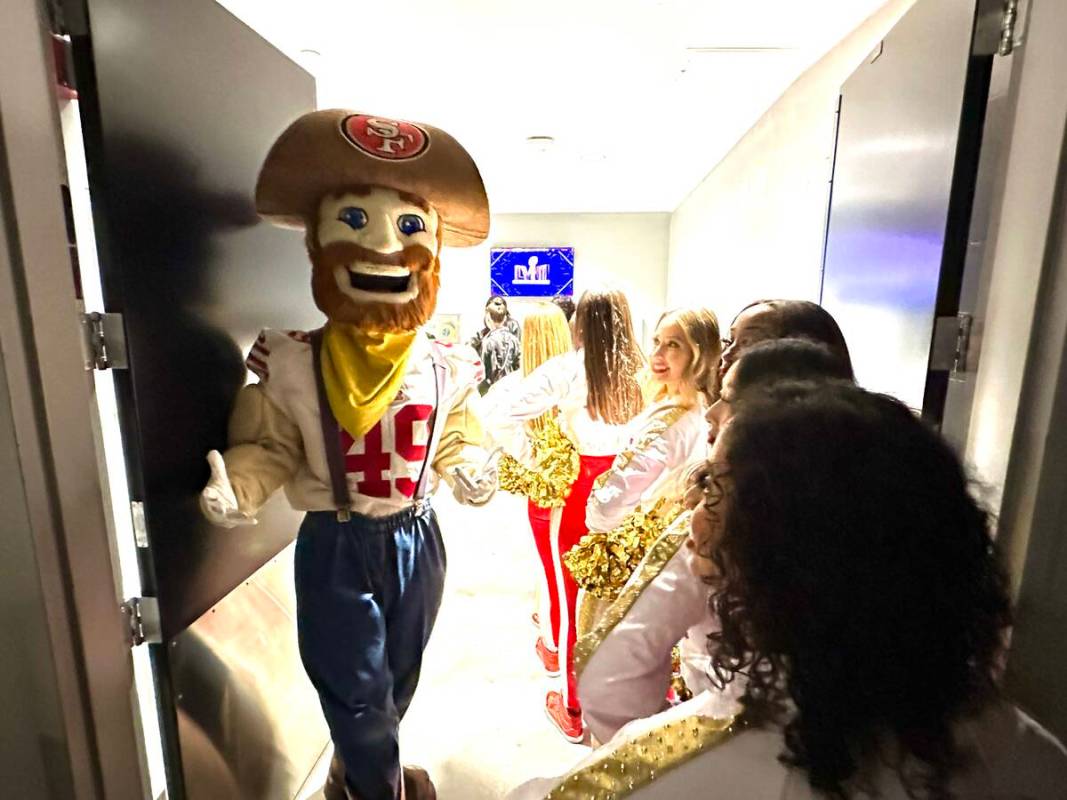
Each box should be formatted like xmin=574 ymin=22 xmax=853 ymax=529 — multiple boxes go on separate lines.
xmin=397 ymin=214 xmax=426 ymax=235
xmin=338 ymin=207 xmax=368 ymax=230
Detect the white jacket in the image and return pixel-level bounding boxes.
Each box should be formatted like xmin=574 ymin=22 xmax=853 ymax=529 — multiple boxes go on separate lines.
xmin=586 ymin=401 xmax=708 ymax=533
xmin=484 ymin=350 xmax=632 ymax=459
xmin=510 ymin=692 xmax=1067 ymax=800
xmin=577 ymin=514 xmax=738 ymax=744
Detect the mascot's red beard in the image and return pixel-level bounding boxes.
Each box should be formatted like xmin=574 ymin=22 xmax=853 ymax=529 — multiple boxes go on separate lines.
xmin=309 ymin=240 xmax=441 ymax=332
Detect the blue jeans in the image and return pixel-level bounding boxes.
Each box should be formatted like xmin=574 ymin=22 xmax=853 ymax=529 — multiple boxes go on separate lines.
xmin=295 ymin=504 xmax=446 ymax=800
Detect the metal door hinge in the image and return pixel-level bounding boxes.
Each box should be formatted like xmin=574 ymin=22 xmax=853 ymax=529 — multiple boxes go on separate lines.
xmin=120 ymin=596 xmax=161 ymax=646
xmin=998 ymin=0 xmax=1023 ymax=56
xmin=80 ymin=311 xmax=128 ymax=370
xmin=131 ymin=501 xmax=149 ymax=548
xmin=931 ymin=313 xmax=974 ymax=375
xmin=974 ymin=0 xmax=1025 ymax=56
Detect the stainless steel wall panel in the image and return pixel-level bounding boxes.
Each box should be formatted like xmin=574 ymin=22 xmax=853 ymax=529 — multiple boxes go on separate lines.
xmin=820 ymin=0 xmax=982 ymax=412
xmin=170 ymin=545 xmax=329 ymax=800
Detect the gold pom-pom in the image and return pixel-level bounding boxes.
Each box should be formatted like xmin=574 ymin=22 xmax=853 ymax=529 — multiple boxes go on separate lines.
xmin=498 ymin=417 xmax=579 ymax=507
xmin=563 ymin=497 xmax=684 ymax=599
xmin=670 ymin=645 xmax=693 ymax=702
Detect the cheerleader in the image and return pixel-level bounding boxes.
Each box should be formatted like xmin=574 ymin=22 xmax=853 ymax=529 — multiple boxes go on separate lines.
xmin=568 ymin=308 xmax=720 ymax=623
xmin=486 ymin=289 xmax=645 ymax=742
xmin=577 ymin=325 xmax=854 ymax=746
xmin=482 ymin=302 xmax=575 ymax=659
xmin=511 ymin=382 xmax=1067 ymax=800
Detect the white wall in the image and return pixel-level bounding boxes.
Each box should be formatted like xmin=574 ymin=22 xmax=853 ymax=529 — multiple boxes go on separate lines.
xmin=437 ymin=212 xmax=671 ymax=346
xmin=665 ymin=0 xmax=915 ymax=326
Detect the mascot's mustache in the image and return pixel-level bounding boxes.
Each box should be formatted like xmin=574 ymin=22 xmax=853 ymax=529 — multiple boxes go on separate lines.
xmin=314 ymin=241 xmax=437 ymax=274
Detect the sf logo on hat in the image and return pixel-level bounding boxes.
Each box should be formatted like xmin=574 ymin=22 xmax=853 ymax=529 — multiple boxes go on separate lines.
xmin=341 ymin=114 xmax=430 ymax=160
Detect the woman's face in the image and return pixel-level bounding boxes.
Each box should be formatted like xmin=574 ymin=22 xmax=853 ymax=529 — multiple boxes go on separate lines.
xmin=706 ymin=363 xmax=738 ymax=444
xmin=687 ymin=435 xmax=729 ymax=579
xmin=719 ymin=304 xmax=777 ymax=382
xmin=650 ymin=320 xmax=693 ymax=394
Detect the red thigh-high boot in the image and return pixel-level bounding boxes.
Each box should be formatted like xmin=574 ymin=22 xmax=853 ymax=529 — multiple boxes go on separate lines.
xmin=545 ymin=453 xmax=616 ymax=743
xmin=529 ymin=500 xmax=560 ymax=675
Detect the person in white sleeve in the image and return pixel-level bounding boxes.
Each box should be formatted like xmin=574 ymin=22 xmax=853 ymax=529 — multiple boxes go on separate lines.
xmin=568 ymin=307 xmax=721 ymax=625
xmin=484 ymin=288 xmax=645 ymax=743
xmin=481 ymin=302 xmax=574 ymax=664
xmin=577 ymin=336 xmax=855 ymax=746
xmin=511 ymin=381 xmax=1067 ymax=800
xmin=586 ymin=307 xmax=721 ymax=530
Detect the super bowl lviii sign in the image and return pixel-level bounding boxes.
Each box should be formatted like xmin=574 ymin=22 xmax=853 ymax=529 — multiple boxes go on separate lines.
xmin=490 ymin=247 xmax=574 ymax=298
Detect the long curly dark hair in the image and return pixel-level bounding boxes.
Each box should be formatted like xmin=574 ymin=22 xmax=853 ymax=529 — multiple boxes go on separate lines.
xmin=704 ymin=382 xmax=1011 ymax=798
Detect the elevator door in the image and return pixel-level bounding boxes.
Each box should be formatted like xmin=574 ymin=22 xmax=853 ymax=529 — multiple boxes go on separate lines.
xmin=820 ymin=0 xmax=991 ymax=420
xmin=64 ymin=0 xmax=325 ymax=796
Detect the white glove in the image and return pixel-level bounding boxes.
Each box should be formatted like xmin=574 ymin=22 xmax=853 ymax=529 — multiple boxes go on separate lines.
xmin=451 ymin=463 xmax=498 ymax=506
xmin=199 ymin=450 xmax=257 ymax=528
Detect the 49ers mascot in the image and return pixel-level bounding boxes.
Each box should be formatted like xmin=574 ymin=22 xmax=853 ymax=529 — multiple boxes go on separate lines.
xmin=199 ymin=110 xmax=497 ymax=800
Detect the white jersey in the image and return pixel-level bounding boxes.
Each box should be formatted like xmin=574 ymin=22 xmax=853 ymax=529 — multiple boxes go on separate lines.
xmin=246 ymin=328 xmax=482 ymax=517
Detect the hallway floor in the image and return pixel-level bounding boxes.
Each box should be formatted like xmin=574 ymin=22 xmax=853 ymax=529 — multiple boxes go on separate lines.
xmin=305 ymin=489 xmax=588 ymax=799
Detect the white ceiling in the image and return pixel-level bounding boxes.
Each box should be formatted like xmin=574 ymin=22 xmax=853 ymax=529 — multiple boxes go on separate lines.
xmin=218 ymin=0 xmax=887 ymax=213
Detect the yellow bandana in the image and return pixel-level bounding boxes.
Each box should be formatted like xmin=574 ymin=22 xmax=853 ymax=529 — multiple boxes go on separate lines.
xmin=320 ymin=322 xmax=418 ymax=438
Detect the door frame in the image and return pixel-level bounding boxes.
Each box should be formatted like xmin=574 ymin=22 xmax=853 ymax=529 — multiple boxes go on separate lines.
xmin=0 ymin=1 xmax=147 ymax=797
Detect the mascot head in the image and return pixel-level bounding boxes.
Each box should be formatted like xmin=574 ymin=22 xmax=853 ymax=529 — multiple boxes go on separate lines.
xmin=255 ymin=111 xmax=489 ymax=332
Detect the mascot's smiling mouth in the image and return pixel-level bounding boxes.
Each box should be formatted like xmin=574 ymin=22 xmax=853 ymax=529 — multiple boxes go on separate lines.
xmin=348 ymin=263 xmax=411 ymax=293
xmin=334 ymin=263 xmax=419 ymax=304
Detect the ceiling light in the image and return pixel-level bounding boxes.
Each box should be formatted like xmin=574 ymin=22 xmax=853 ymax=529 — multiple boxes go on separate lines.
xmin=526 ymin=135 xmax=556 ymax=154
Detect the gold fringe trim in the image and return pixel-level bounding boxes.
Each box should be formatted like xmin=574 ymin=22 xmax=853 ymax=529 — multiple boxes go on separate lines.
xmin=670 ymin=646 xmax=693 ymax=702
xmin=563 ymin=498 xmax=684 ymax=599
xmin=577 ymin=593 xmax=613 ymax=639
xmin=498 ymin=416 xmax=579 ymax=508
xmin=543 ymin=713 xmax=741 ymax=799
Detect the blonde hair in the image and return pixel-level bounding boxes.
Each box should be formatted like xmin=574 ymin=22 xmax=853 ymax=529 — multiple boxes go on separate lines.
xmin=522 ymin=302 xmax=572 ymax=377
xmin=650 ymin=307 xmax=722 ymax=407
xmin=573 ymin=289 xmax=646 ymax=425
xmin=521 ymin=302 xmax=573 ymax=434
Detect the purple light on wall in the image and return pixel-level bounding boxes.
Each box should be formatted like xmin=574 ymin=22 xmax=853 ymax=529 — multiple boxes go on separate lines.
xmin=824 ymin=228 xmax=942 ymax=309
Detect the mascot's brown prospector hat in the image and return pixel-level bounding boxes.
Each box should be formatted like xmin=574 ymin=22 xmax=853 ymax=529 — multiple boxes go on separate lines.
xmin=255 ymin=109 xmax=489 ymax=247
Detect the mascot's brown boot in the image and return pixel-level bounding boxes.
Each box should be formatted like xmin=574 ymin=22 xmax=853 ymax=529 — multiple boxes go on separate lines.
xmin=402 ymin=766 xmax=437 ymax=800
